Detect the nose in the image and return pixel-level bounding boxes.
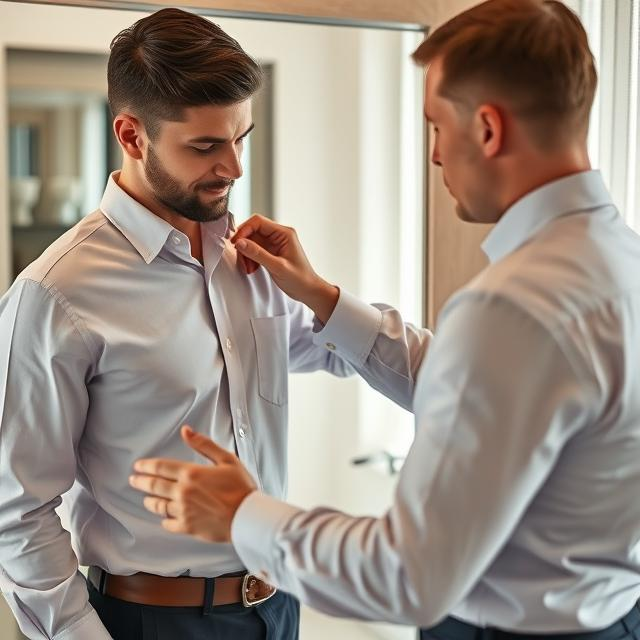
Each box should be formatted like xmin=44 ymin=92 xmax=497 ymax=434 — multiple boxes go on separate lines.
xmin=431 ymin=143 xmax=441 ymax=167
xmin=215 ymin=144 xmax=243 ymax=180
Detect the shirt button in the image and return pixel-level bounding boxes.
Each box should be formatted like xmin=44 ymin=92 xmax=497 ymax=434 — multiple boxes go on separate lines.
xmin=172 ymin=235 xmax=181 ymax=245
xmin=226 ymin=338 xmax=233 ymax=351
xmin=325 ymin=342 xmax=336 ymax=351
xmin=238 ymin=427 xmax=246 ymax=438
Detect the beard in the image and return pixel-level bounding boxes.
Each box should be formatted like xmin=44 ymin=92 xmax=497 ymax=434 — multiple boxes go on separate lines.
xmin=144 ymin=145 xmax=233 ymax=223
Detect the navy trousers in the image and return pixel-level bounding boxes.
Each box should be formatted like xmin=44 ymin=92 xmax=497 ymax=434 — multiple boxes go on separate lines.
xmin=88 ymin=581 xmax=299 ymax=640
xmin=421 ymin=602 xmax=640 ymax=640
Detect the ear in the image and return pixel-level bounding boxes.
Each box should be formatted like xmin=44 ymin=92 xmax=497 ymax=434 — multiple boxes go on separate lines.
xmin=113 ymin=114 xmax=146 ymax=160
xmin=474 ymin=104 xmax=504 ymax=159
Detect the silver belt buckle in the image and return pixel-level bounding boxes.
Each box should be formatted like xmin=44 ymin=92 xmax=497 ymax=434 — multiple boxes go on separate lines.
xmin=242 ymin=573 xmax=277 ymax=607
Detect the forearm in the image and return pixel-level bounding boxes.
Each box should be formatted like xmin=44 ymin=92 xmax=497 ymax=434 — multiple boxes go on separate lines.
xmin=231 ymin=492 xmax=427 ymax=624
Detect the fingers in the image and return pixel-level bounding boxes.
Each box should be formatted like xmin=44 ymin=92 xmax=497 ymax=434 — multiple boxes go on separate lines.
xmin=234 ymin=238 xmax=282 ymax=274
xmin=142 ymin=498 xmax=188 ymax=535
xmin=133 ymin=457 xmax=184 ymax=480
xmin=129 ymin=474 xmax=176 ymax=499
xmin=151 ymin=499 xmax=228 ymax=543
xmin=231 ymin=214 xmax=279 ymax=242
xmin=143 ymin=495 xmax=179 ymax=519
xmin=236 ymin=247 xmax=260 ymax=275
xmin=161 ymin=517 xmax=187 ymax=534
xmin=231 ymin=214 xmax=298 ymax=278
xmin=181 ymin=426 xmax=237 ymax=465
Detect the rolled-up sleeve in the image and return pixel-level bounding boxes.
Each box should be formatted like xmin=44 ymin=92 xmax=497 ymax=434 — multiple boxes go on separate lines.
xmin=0 ymin=279 xmax=111 ymax=639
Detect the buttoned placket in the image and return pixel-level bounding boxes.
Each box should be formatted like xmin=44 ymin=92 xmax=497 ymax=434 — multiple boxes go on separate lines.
xmin=202 ymin=234 xmax=263 ymax=490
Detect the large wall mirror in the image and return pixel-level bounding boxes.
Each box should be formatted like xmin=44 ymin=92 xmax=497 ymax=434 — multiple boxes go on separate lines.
xmin=0 ymin=2 xmax=452 ymax=639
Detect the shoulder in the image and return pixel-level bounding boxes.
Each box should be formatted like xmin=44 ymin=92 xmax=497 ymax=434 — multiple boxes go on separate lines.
xmin=18 ymin=210 xmax=111 ymax=288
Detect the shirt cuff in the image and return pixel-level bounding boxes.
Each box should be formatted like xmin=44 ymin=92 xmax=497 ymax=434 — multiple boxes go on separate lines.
xmin=312 ymin=289 xmax=383 ymax=367
xmin=231 ymin=491 xmax=302 ymax=585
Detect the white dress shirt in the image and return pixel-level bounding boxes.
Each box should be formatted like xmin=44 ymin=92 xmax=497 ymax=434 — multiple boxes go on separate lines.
xmin=0 ymin=173 xmax=353 ymax=640
xmin=232 ymin=170 xmax=640 ymax=632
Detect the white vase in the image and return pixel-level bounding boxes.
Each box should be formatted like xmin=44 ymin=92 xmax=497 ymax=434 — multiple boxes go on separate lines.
xmin=39 ymin=176 xmax=84 ymax=226
xmin=10 ymin=177 xmax=41 ymax=227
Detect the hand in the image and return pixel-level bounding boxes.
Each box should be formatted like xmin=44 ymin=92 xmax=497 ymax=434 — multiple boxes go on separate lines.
xmin=129 ymin=426 xmax=257 ymax=543
xmin=231 ymin=214 xmax=339 ymax=324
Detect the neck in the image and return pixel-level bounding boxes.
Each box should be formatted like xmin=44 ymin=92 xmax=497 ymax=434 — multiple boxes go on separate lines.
xmin=498 ymin=145 xmax=591 ymax=218
xmin=116 ymin=165 xmax=203 ymax=261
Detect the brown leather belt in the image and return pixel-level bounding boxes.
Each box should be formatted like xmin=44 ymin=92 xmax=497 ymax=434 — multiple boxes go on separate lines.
xmin=88 ymin=566 xmax=276 ymax=608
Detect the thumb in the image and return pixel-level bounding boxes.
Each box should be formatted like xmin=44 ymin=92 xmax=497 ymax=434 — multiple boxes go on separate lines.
xmin=181 ymin=426 xmax=235 ymax=465
xmin=235 ymin=238 xmax=282 ymax=275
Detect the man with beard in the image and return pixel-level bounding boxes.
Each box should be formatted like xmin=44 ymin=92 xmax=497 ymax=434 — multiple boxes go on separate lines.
xmin=0 ymin=8 xmax=353 ymax=640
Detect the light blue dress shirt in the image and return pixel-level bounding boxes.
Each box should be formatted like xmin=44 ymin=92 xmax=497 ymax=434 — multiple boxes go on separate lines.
xmin=0 ymin=173 xmax=353 ymax=639
xmin=232 ymin=170 xmax=640 ymax=632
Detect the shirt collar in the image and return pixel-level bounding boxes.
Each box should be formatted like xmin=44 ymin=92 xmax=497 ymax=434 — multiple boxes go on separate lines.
xmin=100 ymin=172 xmax=233 ymax=264
xmin=203 ymin=211 xmax=235 ymax=244
xmin=481 ymin=170 xmax=614 ymax=264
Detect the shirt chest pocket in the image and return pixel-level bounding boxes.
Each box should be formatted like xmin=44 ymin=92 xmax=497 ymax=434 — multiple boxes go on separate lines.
xmin=250 ymin=315 xmax=289 ymax=406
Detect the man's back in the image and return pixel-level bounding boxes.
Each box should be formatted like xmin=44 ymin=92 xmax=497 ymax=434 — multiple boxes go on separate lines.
xmin=448 ymin=171 xmax=640 ymax=629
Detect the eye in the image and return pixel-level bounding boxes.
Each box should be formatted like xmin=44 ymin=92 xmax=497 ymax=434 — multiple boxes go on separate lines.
xmin=190 ymin=145 xmax=218 ymax=155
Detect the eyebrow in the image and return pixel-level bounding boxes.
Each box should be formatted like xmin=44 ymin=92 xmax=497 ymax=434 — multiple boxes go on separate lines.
xmin=188 ymin=123 xmax=255 ymax=144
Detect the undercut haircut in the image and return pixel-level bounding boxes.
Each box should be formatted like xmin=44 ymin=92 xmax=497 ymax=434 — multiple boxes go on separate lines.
xmin=108 ymin=7 xmax=263 ymax=139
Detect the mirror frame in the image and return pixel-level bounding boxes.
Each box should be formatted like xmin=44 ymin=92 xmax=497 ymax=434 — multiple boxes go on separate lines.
xmin=4 ymin=0 xmax=444 ymax=30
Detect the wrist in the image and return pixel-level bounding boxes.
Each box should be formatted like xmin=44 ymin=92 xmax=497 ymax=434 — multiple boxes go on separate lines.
xmin=304 ymin=280 xmax=339 ymax=325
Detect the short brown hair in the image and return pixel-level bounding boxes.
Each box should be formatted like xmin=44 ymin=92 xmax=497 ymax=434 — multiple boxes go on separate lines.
xmin=108 ymin=8 xmax=263 ymax=139
xmin=413 ymin=0 xmax=597 ymax=146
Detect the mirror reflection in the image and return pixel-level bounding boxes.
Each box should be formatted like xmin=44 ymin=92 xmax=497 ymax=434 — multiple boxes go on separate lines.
xmin=0 ymin=3 xmax=424 ymax=640
xmin=7 ymin=48 xmax=273 ymax=277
